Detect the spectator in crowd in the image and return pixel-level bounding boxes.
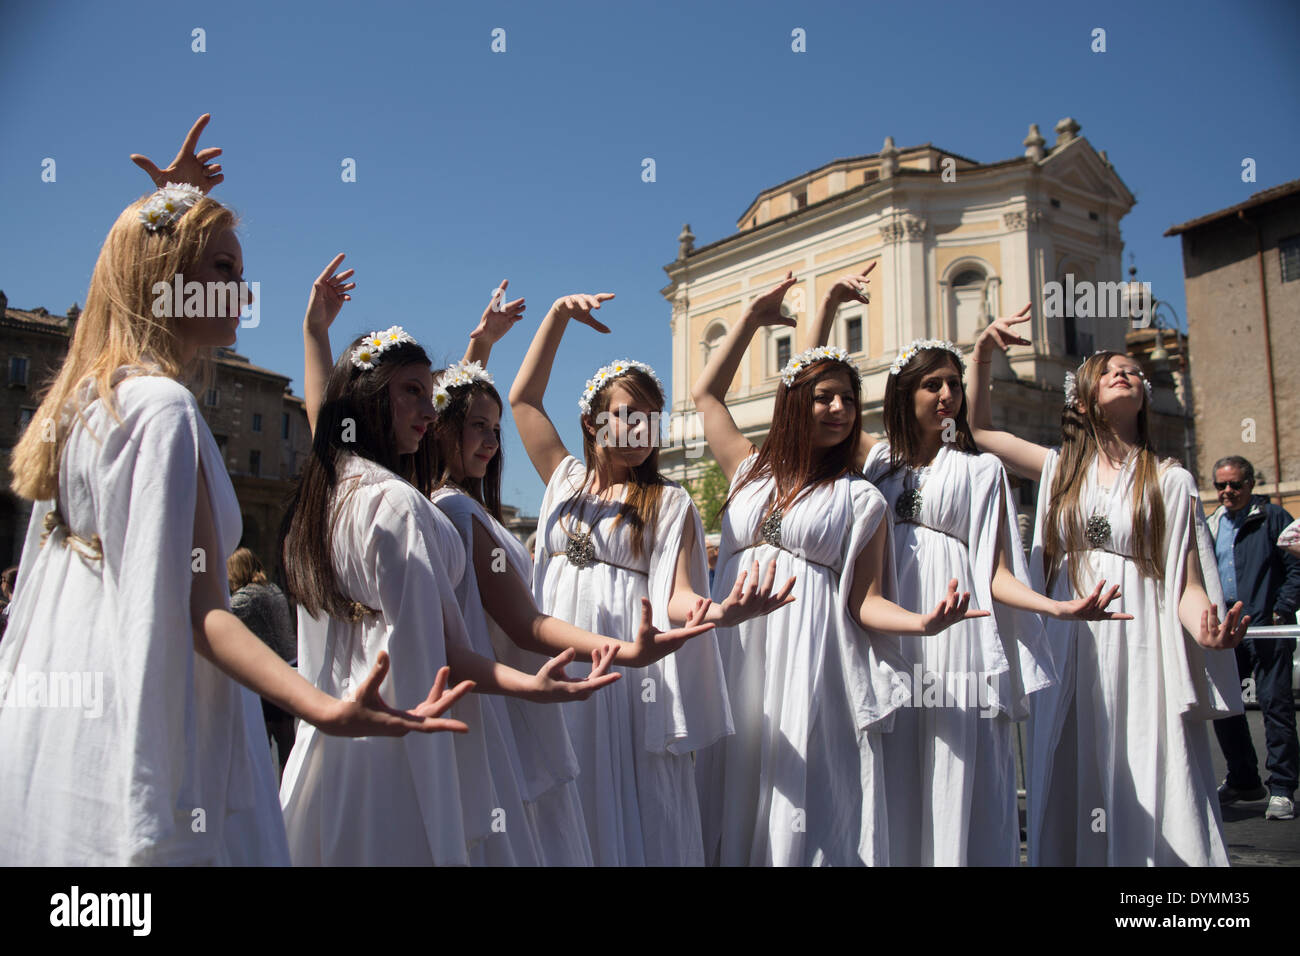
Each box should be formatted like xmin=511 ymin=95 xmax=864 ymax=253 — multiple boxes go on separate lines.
xmin=1208 ymin=456 xmax=1300 ymax=821
xmin=227 ymin=548 xmax=298 ymax=773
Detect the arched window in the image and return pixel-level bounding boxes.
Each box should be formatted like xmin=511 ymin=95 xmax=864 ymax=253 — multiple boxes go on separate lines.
xmin=950 ymin=265 xmax=987 ymax=343
xmin=701 ymin=321 xmax=727 ymax=364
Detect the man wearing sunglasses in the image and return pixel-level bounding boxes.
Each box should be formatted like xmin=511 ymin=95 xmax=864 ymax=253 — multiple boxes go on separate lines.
xmin=1207 ymin=456 xmax=1300 ymax=821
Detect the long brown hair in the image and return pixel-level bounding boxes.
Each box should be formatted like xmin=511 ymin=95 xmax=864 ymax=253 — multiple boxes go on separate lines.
xmin=1044 ymin=350 xmax=1166 ymax=593
xmin=11 ymin=194 xmax=233 ymax=501
xmin=725 ymin=359 xmax=863 ymax=518
xmin=431 ymin=376 xmax=504 ymax=522
xmin=279 ymin=336 xmax=438 ymax=620
xmin=880 ymin=348 xmax=979 ymax=476
xmin=562 ymin=366 xmax=666 ymax=560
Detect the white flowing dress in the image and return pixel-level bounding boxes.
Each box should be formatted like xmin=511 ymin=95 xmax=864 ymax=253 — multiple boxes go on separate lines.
xmin=0 ymin=371 xmax=288 ymax=865
xmin=532 ymin=456 xmax=733 ymax=866
xmin=432 ymin=487 xmax=593 ymax=865
xmin=1025 ymin=448 xmax=1242 ymax=866
xmin=695 ymin=454 xmax=913 ymax=866
xmin=280 ymin=454 xmax=487 ymax=865
xmin=864 ymin=442 xmax=1053 ymax=866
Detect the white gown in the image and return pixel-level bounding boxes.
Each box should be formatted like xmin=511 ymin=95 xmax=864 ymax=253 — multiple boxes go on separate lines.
xmin=1025 ymin=448 xmax=1242 ymax=866
xmin=864 ymin=442 xmax=1053 ymax=866
xmin=0 ymin=371 xmax=288 ymax=865
xmin=532 ymin=456 xmax=733 ymax=866
xmin=432 ymin=486 xmax=593 ymax=866
xmin=695 ymin=454 xmax=913 ymax=866
xmin=280 ymin=453 xmax=491 ymax=865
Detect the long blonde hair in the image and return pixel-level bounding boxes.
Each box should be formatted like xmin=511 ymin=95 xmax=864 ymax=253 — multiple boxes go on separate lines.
xmin=1044 ymin=350 xmax=1166 ymax=593
xmin=10 ymin=194 xmax=236 ymax=501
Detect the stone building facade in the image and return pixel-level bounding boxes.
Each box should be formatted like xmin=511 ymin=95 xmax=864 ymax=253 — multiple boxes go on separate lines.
xmin=659 ymin=118 xmax=1193 ymax=519
xmin=1165 ymin=179 xmax=1300 ymax=512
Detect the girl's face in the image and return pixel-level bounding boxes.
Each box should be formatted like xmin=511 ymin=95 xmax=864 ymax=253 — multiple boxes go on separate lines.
xmin=1092 ymin=354 xmax=1145 ymax=417
xmin=591 ymin=381 xmax=658 ymax=469
xmin=388 ymin=364 xmax=437 ymax=456
xmin=455 ymin=391 xmax=501 ymax=481
xmin=810 ymin=368 xmax=857 ymax=449
xmin=173 ymin=228 xmax=251 ymax=357
xmin=912 ymin=357 xmax=963 ymax=437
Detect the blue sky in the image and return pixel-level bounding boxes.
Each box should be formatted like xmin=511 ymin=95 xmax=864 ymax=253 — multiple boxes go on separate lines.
xmin=2 ymin=0 xmax=1297 ymax=511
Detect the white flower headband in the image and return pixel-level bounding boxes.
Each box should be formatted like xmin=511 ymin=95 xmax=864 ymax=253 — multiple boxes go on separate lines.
xmin=780 ymin=345 xmax=853 ymax=387
xmin=433 ymin=359 xmax=494 ymax=413
xmin=351 ymin=326 xmax=418 ymax=371
xmin=1063 ymin=352 xmax=1153 ymax=408
xmin=578 ymin=359 xmax=664 ymax=415
xmin=889 ymin=339 xmax=964 ymax=377
xmin=138 ymin=182 xmax=205 ymax=232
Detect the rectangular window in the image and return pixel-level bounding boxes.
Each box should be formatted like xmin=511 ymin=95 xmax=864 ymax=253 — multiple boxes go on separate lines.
xmin=846 ymin=316 xmax=863 ymax=354
xmin=9 ymin=356 xmax=28 ymax=387
xmin=18 ymin=407 xmax=35 ymax=430
xmin=205 ymin=388 xmax=219 ymax=407
xmin=252 ymin=412 xmax=262 ymax=433
xmin=776 ymin=336 xmax=792 ymax=375
xmin=249 ymin=449 xmax=261 ymax=477
xmin=1281 ymin=235 xmax=1300 ymax=283
xmin=793 ymin=189 xmax=807 ymax=210
xmin=281 ymin=412 xmax=290 ymax=440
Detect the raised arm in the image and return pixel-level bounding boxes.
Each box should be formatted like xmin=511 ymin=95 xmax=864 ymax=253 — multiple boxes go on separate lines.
xmin=967 ymin=306 xmax=1050 ymax=482
xmin=462 ymin=279 xmax=526 ymax=368
xmin=508 ymin=292 xmax=613 ymax=484
xmin=131 ymin=113 xmax=225 ymax=193
xmin=469 ymin=518 xmax=715 ymax=667
xmin=692 ymin=272 xmax=797 ymax=482
xmin=302 ymin=253 xmax=355 ymax=434
xmin=810 ymin=265 xmax=878 ymax=471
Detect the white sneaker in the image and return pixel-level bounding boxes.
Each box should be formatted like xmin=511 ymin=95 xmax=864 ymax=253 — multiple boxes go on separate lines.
xmin=1265 ymin=796 xmax=1295 ymax=820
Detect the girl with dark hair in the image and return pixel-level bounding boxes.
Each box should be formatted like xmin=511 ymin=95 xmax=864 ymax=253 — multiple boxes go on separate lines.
xmin=0 ymin=119 xmax=470 ymax=867
xmin=285 ymin=264 xmax=621 ymax=865
xmin=691 ymin=272 xmax=984 ymax=866
xmin=510 ymin=292 xmax=793 ymax=865
xmin=430 ymin=285 xmax=719 ymax=865
xmin=809 ymin=272 xmax=1127 ymax=865
xmin=969 ymin=311 xmax=1248 ymax=866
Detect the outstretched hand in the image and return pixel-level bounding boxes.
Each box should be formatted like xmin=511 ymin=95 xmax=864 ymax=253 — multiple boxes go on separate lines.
xmin=470 ymin=279 xmax=526 ymax=344
xmin=1056 ymin=578 xmax=1134 ymax=621
xmin=712 ymin=559 xmax=797 ymax=627
xmin=317 ymin=654 xmax=473 ymax=737
xmin=304 ymin=253 xmax=355 ymax=334
xmin=625 ymin=596 xmax=717 ymax=667
xmin=530 ymin=645 xmax=622 ymax=701
xmin=1198 ymin=601 xmax=1250 ymax=650
xmin=976 ymin=303 xmax=1032 ymax=357
xmin=824 ymin=262 xmax=876 ymax=309
xmin=131 ymin=113 xmax=224 ymax=193
xmin=743 ymin=271 xmax=799 ymax=328
xmin=549 ymin=293 xmax=614 ymax=333
xmin=921 ymin=578 xmax=990 ymax=635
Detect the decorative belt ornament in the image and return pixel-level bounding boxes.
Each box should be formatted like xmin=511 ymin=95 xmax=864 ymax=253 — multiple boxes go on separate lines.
xmin=760 ymin=509 xmax=784 ymax=548
xmin=1085 ymin=514 xmax=1111 ymax=548
xmin=895 ymin=489 xmax=924 ymax=522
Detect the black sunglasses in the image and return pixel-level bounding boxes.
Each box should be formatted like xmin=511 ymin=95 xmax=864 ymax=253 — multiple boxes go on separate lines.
xmin=1214 ymin=480 xmax=1248 ymax=491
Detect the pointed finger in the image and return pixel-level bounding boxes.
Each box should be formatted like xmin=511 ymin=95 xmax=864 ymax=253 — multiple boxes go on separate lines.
xmin=180 ymin=113 xmax=211 ymax=156
xmin=130 ymin=154 xmax=163 ymax=181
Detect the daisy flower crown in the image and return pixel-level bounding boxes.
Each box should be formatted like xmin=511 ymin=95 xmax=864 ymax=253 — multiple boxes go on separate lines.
xmin=578 ymin=359 xmax=664 ymax=415
xmin=351 ymin=326 xmax=418 ymax=371
xmin=138 ymin=182 xmax=205 ymax=232
xmin=433 ymin=359 xmax=494 ymax=414
xmin=889 ymin=339 xmax=964 ymax=377
xmin=780 ymin=345 xmax=854 ymax=387
xmin=1063 ymin=352 xmax=1153 ymax=408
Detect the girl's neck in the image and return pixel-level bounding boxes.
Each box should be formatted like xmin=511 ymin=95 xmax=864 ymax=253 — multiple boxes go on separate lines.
xmin=1095 ymin=422 xmax=1139 ymax=468
xmin=589 ymin=454 xmax=631 ymax=496
xmin=912 ymin=429 xmax=944 ymax=468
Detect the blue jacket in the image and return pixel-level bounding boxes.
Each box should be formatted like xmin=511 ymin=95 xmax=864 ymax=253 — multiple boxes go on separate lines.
xmin=1207 ymin=495 xmax=1300 ymax=627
